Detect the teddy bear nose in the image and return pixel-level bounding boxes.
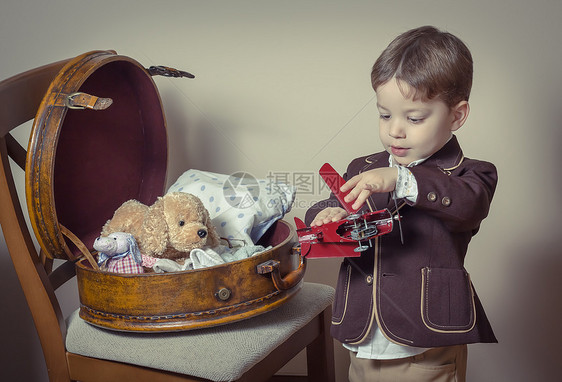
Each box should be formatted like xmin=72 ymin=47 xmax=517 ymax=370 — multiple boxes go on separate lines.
xmin=197 ymin=229 xmax=207 ymax=238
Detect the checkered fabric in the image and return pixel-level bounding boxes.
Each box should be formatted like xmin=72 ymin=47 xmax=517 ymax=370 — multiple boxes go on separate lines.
xmin=106 ymin=254 xmax=144 ymax=274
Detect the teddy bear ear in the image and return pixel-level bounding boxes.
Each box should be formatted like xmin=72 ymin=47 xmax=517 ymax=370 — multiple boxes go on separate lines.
xmin=202 ymin=208 xmax=221 ymax=248
xmin=140 ymin=198 xmax=169 ymax=256
xmin=207 ymin=224 xmax=221 ymax=248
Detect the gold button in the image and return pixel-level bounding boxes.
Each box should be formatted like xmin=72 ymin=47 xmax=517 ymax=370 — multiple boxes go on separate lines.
xmin=442 ymin=197 xmax=451 ymax=207
xmin=427 ymin=192 xmax=437 ymax=202
xmin=366 ymin=275 xmax=373 ymax=285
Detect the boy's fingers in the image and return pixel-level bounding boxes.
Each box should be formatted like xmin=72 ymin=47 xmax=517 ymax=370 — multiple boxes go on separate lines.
xmin=352 ymin=190 xmax=370 ymax=210
xmin=341 ymin=176 xmax=359 ymax=192
xmin=311 ymin=216 xmax=327 ymax=226
xmin=311 ymin=207 xmax=348 ymax=227
xmin=333 ymin=211 xmax=347 ymax=221
xmin=343 ymin=189 xmax=358 ymax=203
xmin=344 ymin=181 xmax=369 ymax=202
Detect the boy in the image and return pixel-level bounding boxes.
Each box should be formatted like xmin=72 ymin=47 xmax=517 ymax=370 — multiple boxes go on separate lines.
xmin=305 ymin=26 xmax=497 ymax=381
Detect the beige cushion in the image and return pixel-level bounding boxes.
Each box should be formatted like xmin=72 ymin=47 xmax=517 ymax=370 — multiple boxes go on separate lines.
xmin=66 ymin=282 xmax=334 ymax=381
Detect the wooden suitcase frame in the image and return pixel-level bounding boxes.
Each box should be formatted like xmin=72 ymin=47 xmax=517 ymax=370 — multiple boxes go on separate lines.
xmin=26 ymin=50 xmax=305 ymax=332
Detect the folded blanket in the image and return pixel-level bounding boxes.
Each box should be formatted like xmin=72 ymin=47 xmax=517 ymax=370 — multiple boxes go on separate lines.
xmin=167 ymin=169 xmax=296 ymax=245
xmin=152 ymin=245 xmax=271 ymax=273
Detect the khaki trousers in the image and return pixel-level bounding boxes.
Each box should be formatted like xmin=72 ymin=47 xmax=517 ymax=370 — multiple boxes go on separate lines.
xmin=349 ymin=345 xmax=467 ymax=382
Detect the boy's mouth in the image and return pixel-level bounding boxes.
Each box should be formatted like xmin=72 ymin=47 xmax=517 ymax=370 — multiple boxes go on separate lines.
xmin=391 ymin=146 xmax=409 ymax=157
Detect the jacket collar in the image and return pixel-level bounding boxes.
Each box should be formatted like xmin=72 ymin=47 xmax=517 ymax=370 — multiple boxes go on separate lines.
xmin=424 ymin=135 xmax=464 ymax=171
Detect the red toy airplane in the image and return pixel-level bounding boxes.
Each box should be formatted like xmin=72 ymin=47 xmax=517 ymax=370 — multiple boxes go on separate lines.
xmin=294 ymin=163 xmax=395 ymax=258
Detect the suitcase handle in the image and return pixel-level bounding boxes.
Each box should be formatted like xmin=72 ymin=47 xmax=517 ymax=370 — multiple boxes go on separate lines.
xmin=256 ymin=257 xmax=307 ymax=291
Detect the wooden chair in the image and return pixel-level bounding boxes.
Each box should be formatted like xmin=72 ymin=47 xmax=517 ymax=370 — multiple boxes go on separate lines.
xmin=0 ymin=59 xmax=335 ymax=382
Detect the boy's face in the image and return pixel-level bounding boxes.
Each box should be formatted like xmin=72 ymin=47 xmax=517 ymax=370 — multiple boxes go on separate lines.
xmin=376 ymin=79 xmax=465 ymax=166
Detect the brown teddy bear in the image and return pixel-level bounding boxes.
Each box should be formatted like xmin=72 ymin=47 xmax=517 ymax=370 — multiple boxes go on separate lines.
xmin=101 ymin=192 xmax=220 ymax=264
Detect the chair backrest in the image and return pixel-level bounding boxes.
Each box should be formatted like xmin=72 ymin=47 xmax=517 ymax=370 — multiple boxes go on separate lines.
xmin=0 ymin=59 xmax=75 ymax=381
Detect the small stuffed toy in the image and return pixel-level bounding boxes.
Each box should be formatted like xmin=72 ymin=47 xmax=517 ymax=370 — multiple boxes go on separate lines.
xmin=101 ymin=192 xmax=220 ymax=269
xmin=94 ymin=232 xmax=144 ymax=274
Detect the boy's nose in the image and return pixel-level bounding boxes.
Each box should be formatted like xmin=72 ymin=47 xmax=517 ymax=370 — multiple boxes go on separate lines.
xmin=388 ymin=120 xmax=406 ymax=138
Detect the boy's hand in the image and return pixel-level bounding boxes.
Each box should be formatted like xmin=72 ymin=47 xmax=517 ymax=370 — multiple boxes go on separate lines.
xmin=310 ymin=207 xmax=348 ymax=227
xmin=341 ymin=167 xmax=398 ymax=210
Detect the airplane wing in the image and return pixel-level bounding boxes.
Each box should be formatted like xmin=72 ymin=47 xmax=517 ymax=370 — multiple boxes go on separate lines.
xmin=319 ymin=163 xmax=359 ymax=214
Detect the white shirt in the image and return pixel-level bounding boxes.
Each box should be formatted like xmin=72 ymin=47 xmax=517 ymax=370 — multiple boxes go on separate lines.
xmin=343 ymin=156 xmax=429 ymax=359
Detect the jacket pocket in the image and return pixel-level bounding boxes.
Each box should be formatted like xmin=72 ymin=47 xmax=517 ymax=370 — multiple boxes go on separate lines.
xmin=420 ymin=267 xmax=476 ymax=333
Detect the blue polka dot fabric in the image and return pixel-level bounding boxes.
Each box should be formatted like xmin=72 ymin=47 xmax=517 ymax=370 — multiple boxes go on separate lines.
xmin=167 ymin=169 xmax=296 ymax=245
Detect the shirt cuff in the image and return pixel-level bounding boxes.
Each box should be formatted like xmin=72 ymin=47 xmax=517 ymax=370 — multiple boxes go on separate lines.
xmin=394 ymin=165 xmax=418 ymax=203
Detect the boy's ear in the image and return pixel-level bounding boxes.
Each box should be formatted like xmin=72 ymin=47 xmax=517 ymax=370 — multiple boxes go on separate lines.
xmin=450 ymin=101 xmax=470 ymax=132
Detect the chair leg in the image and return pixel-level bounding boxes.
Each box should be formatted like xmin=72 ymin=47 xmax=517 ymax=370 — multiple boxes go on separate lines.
xmin=306 ymin=306 xmax=335 ymax=382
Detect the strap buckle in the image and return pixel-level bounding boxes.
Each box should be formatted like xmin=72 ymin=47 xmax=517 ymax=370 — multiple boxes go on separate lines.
xmin=64 ymin=92 xmax=113 ymax=110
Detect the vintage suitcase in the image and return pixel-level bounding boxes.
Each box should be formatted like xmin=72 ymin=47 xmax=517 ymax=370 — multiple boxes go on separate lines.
xmin=25 ymin=50 xmax=305 ymax=332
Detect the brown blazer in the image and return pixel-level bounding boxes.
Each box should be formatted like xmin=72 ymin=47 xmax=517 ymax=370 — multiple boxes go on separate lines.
xmin=305 ymin=136 xmax=498 ymax=347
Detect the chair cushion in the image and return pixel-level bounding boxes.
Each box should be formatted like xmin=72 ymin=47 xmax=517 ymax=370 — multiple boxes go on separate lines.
xmin=66 ymin=282 xmax=334 ymax=381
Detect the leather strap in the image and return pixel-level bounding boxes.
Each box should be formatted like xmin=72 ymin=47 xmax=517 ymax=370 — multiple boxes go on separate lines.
xmin=59 ymin=224 xmax=100 ymax=270
xmin=60 ymin=92 xmax=113 ymax=110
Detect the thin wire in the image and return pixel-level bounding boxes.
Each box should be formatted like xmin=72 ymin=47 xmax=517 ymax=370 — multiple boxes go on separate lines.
xmin=393 ymin=194 xmax=405 ymax=245
xmin=139 ymin=51 xmax=256 ymax=166
xmin=309 ymin=94 xmax=376 ymax=161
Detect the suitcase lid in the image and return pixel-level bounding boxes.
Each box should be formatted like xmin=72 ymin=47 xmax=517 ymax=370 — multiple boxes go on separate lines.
xmin=26 ymin=50 xmax=169 ymax=261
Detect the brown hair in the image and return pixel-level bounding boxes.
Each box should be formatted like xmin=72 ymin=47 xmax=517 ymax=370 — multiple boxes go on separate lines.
xmin=371 ymin=26 xmax=473 ymax=107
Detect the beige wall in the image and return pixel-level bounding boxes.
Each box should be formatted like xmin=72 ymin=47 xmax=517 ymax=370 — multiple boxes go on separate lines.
xmin=1 ymin=1 xmax=561 ymax=381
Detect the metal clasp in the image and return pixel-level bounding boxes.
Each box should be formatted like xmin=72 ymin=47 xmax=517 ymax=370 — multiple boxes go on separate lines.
xmin=147 ymin=65 xmax=195 ymax=79
xmin=64 ymin=92 xmax=87 ymax=109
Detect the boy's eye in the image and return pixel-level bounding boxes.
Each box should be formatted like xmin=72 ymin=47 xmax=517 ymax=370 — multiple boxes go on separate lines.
xmin=408 ymin=117 xmax=425 ymax=124
xmin=379 ymin=114 xmax=391 ymax=121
